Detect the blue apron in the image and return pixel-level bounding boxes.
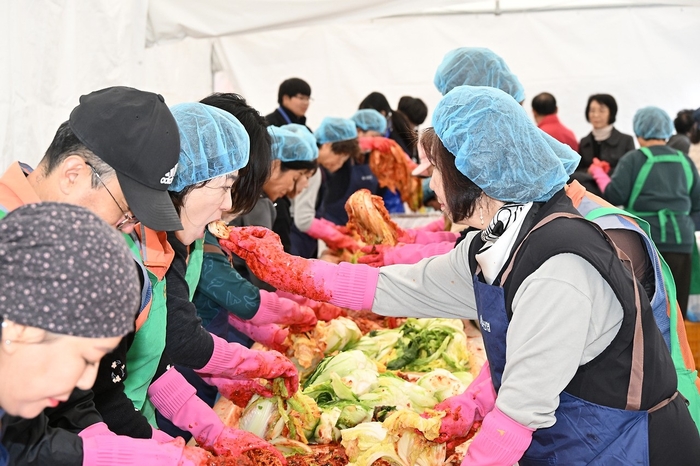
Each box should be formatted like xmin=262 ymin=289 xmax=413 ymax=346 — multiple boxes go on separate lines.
xmin=474 ymin=212 xmax=657 ymax=465
xmin=320 ymin=161 xmax=379 ymax=226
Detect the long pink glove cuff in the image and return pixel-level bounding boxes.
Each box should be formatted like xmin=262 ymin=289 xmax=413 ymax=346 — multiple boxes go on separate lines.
xmin=416 ymin=217 xmax=446 ymax=232
xmin=151 ymin=426 xmax=174 ymax=442
xmin=306 ymin=218 xmax=340 ymax=241
xmin=464 ymin=406 xmax=534 ymax=466
xmin=81 ymin=435 xmax=183 ymax=466
xmin=385 ymin=241 xmax=456 ymax=266
xmin=254 ymin=290 xmax=308 ymax=326
xmin=310 ymin=261 xmax=379 ymax=310
xmin=229 ymin=315 xmax=288 ymax=350
xmin=413 ymin=229 xmax=460 ymax=244
xmin=148 ymin=368 xmax=225 ymax=444
xmin=589 ymin=165 xmax=611 ymax=193
xmin=195 ymin=334 xmax=247 ymax=375
xmin=467 ymin=362 xmax=497 ymax=418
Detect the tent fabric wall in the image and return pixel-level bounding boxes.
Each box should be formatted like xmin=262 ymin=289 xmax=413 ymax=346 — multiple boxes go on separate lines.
xmin=0 ymin=1 xmax=213 ymax=173
xmin=213 ymin=5 xmax=700 ymax=140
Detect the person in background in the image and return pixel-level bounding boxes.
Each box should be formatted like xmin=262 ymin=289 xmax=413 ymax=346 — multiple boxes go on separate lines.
xmin=668 ymin=109 xmax=695 ymax=155
xmin=397 ymin=96 xmax=428 ymax=162
xmin=226 ymin=86 xmax=700 ymax=466
xmin=351 ymin=109 xmax=387 ymax=138
xmin=577 ymin=94 xmax=635 ymax=173
xmin=690 ymin=108 xmax=700 ymax=171
xmin=289 ymin=117 xmax=365 ymax=258
xmin=0 ymin=202 xmax=167 ymax=466
xmin=531 ymin=92 xmax=578 ymax=151
xmin=398 ymin=96 xmax=428 ymax=129
xmin=434 ymin=47 xmax=525 ymax=102
xmin=359 ymin=91 xmax=415 ymax=158
xmin=589 ymin=106 xmax=700 ymax=318
xmin=358 ymin=93 xmax=413 ymax=213
xmin=265 ymin=77 xmax=312 ymax=129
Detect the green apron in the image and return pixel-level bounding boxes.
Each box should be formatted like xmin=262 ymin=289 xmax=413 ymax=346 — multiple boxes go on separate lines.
xmin=123 ymin=231 xmax=169 ymax=427
xmin=586 ymin=206 xmax=700 ymax=428
xmin=185 ymin=238 xmax=205 ymax=299
xmin=126 ymin=237 xmax=205 ymax=426
xmin=626 ymin=147 xmax=693 ymax=245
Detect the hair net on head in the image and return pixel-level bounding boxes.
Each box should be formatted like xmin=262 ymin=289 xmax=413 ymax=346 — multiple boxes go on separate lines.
xmin=268 ymin=125 xmax=318 ymax=162
xmin=315 ymin=117 xmax=357 ymax=144
xmin=282 ymin=124 xmax=319 ymax=159
xmin=351 ymin=109 xmax=387 ymax=134
xmin=433 ymin=86 xmax=568 ymax=203
xmin=434 ymin=47 xmax=526 ymax=103
xmin=434 ymin=47 xmax=578 ymax=175
xmin=168 ymin=103 xmax=250 ymax=192
xmin=633 ymin=106 xmax=673 ymax=140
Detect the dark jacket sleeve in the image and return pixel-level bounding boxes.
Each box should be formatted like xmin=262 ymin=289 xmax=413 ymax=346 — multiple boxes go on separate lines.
xmin=2 ymin=388 xmax=100 ymax=466
xmin=163 ymin=232 xmax=215 ymax=369
xmin=194 ymin=233 xmax=261 ymax=321
xmin=90 ymin=332 xmax=154 ymax=439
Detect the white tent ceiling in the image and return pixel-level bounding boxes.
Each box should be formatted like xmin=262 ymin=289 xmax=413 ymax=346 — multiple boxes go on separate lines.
xmin=2 ymin=1 xmax=699 ymax=172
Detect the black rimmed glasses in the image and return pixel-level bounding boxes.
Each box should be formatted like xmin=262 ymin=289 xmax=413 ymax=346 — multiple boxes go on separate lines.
xmin=86 ymin=164 xmax=138 ymax=230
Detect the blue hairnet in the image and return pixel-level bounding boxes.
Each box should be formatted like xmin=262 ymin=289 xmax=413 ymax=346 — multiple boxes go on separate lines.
xmin=168 ymin=103 xmax=250 ymax=192
xmin=433 ymin=86 xmax=568 ymax=203
xmin=434 ymin=47 xmax=526 ymax=103
xmin=268 ymin=125 xmax=318 ymax=162
xmin=315 ymin=117 xmax=357 ymax=144
xmin=282 ymin=124 xmax=319 ymax=160
xmin=434 ymin=47 xmax=578 ymax=175
xmin=351 ymin=109 xmax=387 ymax=134
xmin=633 ymin=106 xmax=673 ymax=140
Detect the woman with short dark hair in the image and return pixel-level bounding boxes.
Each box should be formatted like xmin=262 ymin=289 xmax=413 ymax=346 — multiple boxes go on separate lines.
xmin=577 ymin=93 xmax=635 ymax=172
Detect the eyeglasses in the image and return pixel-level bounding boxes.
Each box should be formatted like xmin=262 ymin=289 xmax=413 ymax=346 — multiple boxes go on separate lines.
xmin=86 ymin=164 xmax=138 ymax=230
xmin=293 ymin=94 xmax=312 ymax=102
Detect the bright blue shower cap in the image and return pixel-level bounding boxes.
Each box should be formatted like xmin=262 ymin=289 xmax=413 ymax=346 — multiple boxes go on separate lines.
xmin=351 ymin=109 xmax=387 ymax=134
xmin=633 ymin=106 xmax=673 ymax=140
xmin=315 ymin=117 xmax=357 ymax=144
xmin=269 ymin=125 xmax=318 ymax=162
xmin=433 ymin=86 xmax=568 ymax=203
xmin=168 ymin=103 xmax=250 ymax=192
xmin=434 ymin=47 xmax=578 ymax=175
xmin=434 ymin=47 xmax=526 ymax=103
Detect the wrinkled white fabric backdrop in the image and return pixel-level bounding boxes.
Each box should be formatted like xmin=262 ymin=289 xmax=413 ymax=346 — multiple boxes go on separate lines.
xmin=2 ymin=1 xmax=699 ymax=172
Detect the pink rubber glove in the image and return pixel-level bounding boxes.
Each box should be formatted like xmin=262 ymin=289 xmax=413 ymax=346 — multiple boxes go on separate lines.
xmin=152 ymin=426 xmax=175 ymax=443
xmin=587 ymin=157 xmax=612 ymax=193
xmin=195 ymin=334 xmax=298 ymax=397
xmin=434 ymin=362 xmax=497 ymax=443
xmin=253 ymin=290 xmax=318 ymax=331
xmin=274 ymin=290 xmax=345 ymax=321
xmin=462 ymin=406 xmax=534 ymax=466
xmin=228 ymin=315 xmax=290 ymax=352
xmin=398 ymin=228 xmax=460 ymax=244
xmin=359 ymin=240 xmax=456 ymax=267
xmin=306 ymin=217 xmax=360 ymax=252
xmin=218 ymin=226 xmax=379 ymax=311
xmin=148 ymin=368 xmax=286 ymax=463
xmin=416 ymin=216 xmax=446 ymax=232
xmin=81 ymin=430 xmax=211 ymax=466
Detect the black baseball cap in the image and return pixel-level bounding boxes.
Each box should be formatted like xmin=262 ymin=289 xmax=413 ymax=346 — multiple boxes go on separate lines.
xmin=69 ymin=86 xmax=183 ymax=231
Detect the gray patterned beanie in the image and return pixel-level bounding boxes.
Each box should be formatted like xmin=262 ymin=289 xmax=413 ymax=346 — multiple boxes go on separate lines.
xmin=0 ymin=203 xmax=139 ymax=338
